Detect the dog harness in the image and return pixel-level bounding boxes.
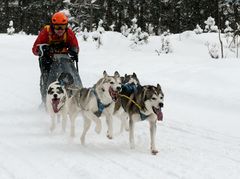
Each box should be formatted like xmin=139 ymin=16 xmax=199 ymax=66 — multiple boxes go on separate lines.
xmin=139 ymin=112 xmax=150 ymax=121
xmin=119 ymin=84 xmax=149 ymax=121
xmin=92 ymin=88 xmax=111 ymax=117
xmin=121 ymin=83 xmax=137 ymax=93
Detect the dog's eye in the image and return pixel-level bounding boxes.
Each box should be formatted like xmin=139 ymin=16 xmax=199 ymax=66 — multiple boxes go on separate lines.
xmin=160 ymin=96 xmax=164 ymax=100
xmin=48 ymin=87 xmax=54 ymax=95
xmin=110 ymin=81 xmax=114 ymax=84
xmin=152 ymin=97 xmax=157 ymax=100
xmin=57 ymin=87 xmax=64 ymax=94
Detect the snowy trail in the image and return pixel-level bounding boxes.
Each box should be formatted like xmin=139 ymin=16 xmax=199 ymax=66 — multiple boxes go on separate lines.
xmin=0 ymin=33 xmax=240 ymax=179
xmin=1 ymin=109 xmax=240 ymax=179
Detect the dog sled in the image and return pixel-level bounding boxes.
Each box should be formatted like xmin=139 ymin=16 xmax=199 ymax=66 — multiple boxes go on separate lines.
xmin=46 ymin=54 xmax=82 ymax=88
xmin=40 ymin=53 xmax=82 ymax=103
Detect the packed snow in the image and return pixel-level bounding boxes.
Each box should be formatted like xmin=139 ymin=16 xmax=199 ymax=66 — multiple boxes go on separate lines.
xmin=0 ymin=31 xmax=240 ymax=179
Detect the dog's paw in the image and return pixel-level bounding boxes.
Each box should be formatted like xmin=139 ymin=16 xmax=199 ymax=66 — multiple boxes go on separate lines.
xmin=151 ymin=149 xmax=159 ymax=155
xmin=106 ymin=130 xmax=113 ymax=139
xmin=107 ymin=134 xmax=113 ymax=139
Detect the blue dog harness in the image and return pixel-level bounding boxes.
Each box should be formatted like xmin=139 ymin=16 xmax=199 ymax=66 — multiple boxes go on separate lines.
xmin=92 ymin=88 xmax=111 ymax=117
xmin=121 ymin=83 xmax=137 ymax=93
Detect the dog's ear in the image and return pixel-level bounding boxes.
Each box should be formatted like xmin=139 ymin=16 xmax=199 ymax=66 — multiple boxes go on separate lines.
xmin=114 ymin=71 xmax=120 ymax=78
xmin=125 ymin=74 xmax=127 ymax=78
xmin=157 ymin=84 xmax=161 ymax=92
xmin=103 ymin=70 xmax=108 ymax=77
xmin=133 ymin=72 xmax=137 ymax=77
xmin=120 ymin=76 xmax=124 ymax=83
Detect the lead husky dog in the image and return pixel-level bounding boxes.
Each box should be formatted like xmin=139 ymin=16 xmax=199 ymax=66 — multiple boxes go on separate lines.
xmin=46 ymin=81 xmax=69 ymax=132
xmin=68 ymin=71 xmax=121 ymax=143
xmin=119 ymin=84 xmax=164 ymax=155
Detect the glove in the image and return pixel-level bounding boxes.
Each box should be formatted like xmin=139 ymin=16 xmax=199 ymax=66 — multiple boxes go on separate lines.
xmin=38 ymin=44 xmax=50 ymax=57
xmin=68 ymin=49 xmax=78 ymax=62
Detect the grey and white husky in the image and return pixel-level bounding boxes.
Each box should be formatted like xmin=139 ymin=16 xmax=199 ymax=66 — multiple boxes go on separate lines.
xmin=119 ymin=83 xmax=164 ymax=155
xmin=68 ymin=71 xmax=122 ymax=143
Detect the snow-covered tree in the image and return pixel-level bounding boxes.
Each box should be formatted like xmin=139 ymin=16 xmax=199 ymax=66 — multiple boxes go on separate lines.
xmin=92 ymin=19 xmax=104 ymax=48
xmin=224 ymin=20 xmax=233 ymax=34
xmin=130 ymin=27 xmax=149 ymax=46
xmin=120 ymin=24 xmax=130 ymax=37
xmin=163 ymin=29 xmax=171 ymax=36
xmin=82 ymin=28 xmax=89 ymax=41
xmin=97 ymin=19 xmax=105 ymax=34
xmin=206 ymin=42 xmax=219 ymax=59
xmin=224 ymin=20 xmax=234 ymax=46
xmin=204 ymin=16 xmax=218 ymax=32
xmin=155 ymin=31 xmax=173 ymax=55
xmin=7 ymin=20 xmax=15 ymax=35
xmin=161 ymin=35 xmax=172 ymax=54
xmin=147 ymin=23 xmax=155 ymax=35
xmin=130 ymin=17 xmax=138 ymax=34
xmin=194 ymin=24 xmax=203 ymax=34
xmin=109 ymin=23 xmax=115 ymax=31
xmin=61 ymin=5 xmax=80 ymax=34
xmin=92 ymin=31 xmax=103 ymax=48
xmin=139 ymin=31 xmax=149 ymax=43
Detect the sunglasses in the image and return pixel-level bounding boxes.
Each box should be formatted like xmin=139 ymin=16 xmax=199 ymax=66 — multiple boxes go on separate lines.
xmin=54 ymin=24 xmax=67 ymax=30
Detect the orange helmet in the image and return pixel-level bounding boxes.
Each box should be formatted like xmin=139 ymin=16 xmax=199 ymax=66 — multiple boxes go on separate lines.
xmin=51 ymin=12 xmax=68 ymax=25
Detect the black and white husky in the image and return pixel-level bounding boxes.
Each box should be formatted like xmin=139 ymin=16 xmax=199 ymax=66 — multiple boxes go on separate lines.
xmin=119 ymin=83 xmax=164 ymax=155
xmin=46 ymin=81 xmax=69 ymax=133
xmin=46 ymin=72 xmax=76 ymax=135
xmin=68 ymin=71 xmax=122 ymax=144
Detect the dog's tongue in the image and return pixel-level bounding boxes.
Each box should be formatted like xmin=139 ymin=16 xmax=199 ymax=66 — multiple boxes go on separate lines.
xmin=52 ymin=98 xmax=60 ymax=113
xmin=109 ymin=87 xmax=118 ymax=101
xmin=153 ymin=107 xmax=163 ymax=121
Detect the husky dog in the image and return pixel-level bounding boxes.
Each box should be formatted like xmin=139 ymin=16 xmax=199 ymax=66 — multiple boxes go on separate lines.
xmin=122 ymin=72 xmax=140 ymax=86
xmin=119 ymin=84 xmax=164 ymax=155
xmin=69 ymin=71 xmax=121 ymax=143
xmin=46 ymin=81 xmax=69 ymax=132
xmin=114 ymin=72 xmax=140 ymax=132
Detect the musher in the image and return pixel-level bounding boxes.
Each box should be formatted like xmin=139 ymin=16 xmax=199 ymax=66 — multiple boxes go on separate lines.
xmin=32 ymin=11 xmax=80 ymax=104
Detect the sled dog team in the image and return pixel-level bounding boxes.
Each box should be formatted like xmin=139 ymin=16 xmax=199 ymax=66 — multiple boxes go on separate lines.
xmin=46 ymin=71 xmax=164 ymax=155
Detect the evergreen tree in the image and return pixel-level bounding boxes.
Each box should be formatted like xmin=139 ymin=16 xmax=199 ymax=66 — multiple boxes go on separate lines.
xmin=0 ymin=0 xmax=239 ymax=35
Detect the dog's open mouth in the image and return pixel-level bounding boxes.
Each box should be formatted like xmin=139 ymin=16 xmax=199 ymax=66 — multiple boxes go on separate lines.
xmin=109 ymin=87 xmax=118 ymax=101
xmin=52 ymin=98 xmax=60 ymax=113
xmin=153 ymin=106 xmax=163 ymax=121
